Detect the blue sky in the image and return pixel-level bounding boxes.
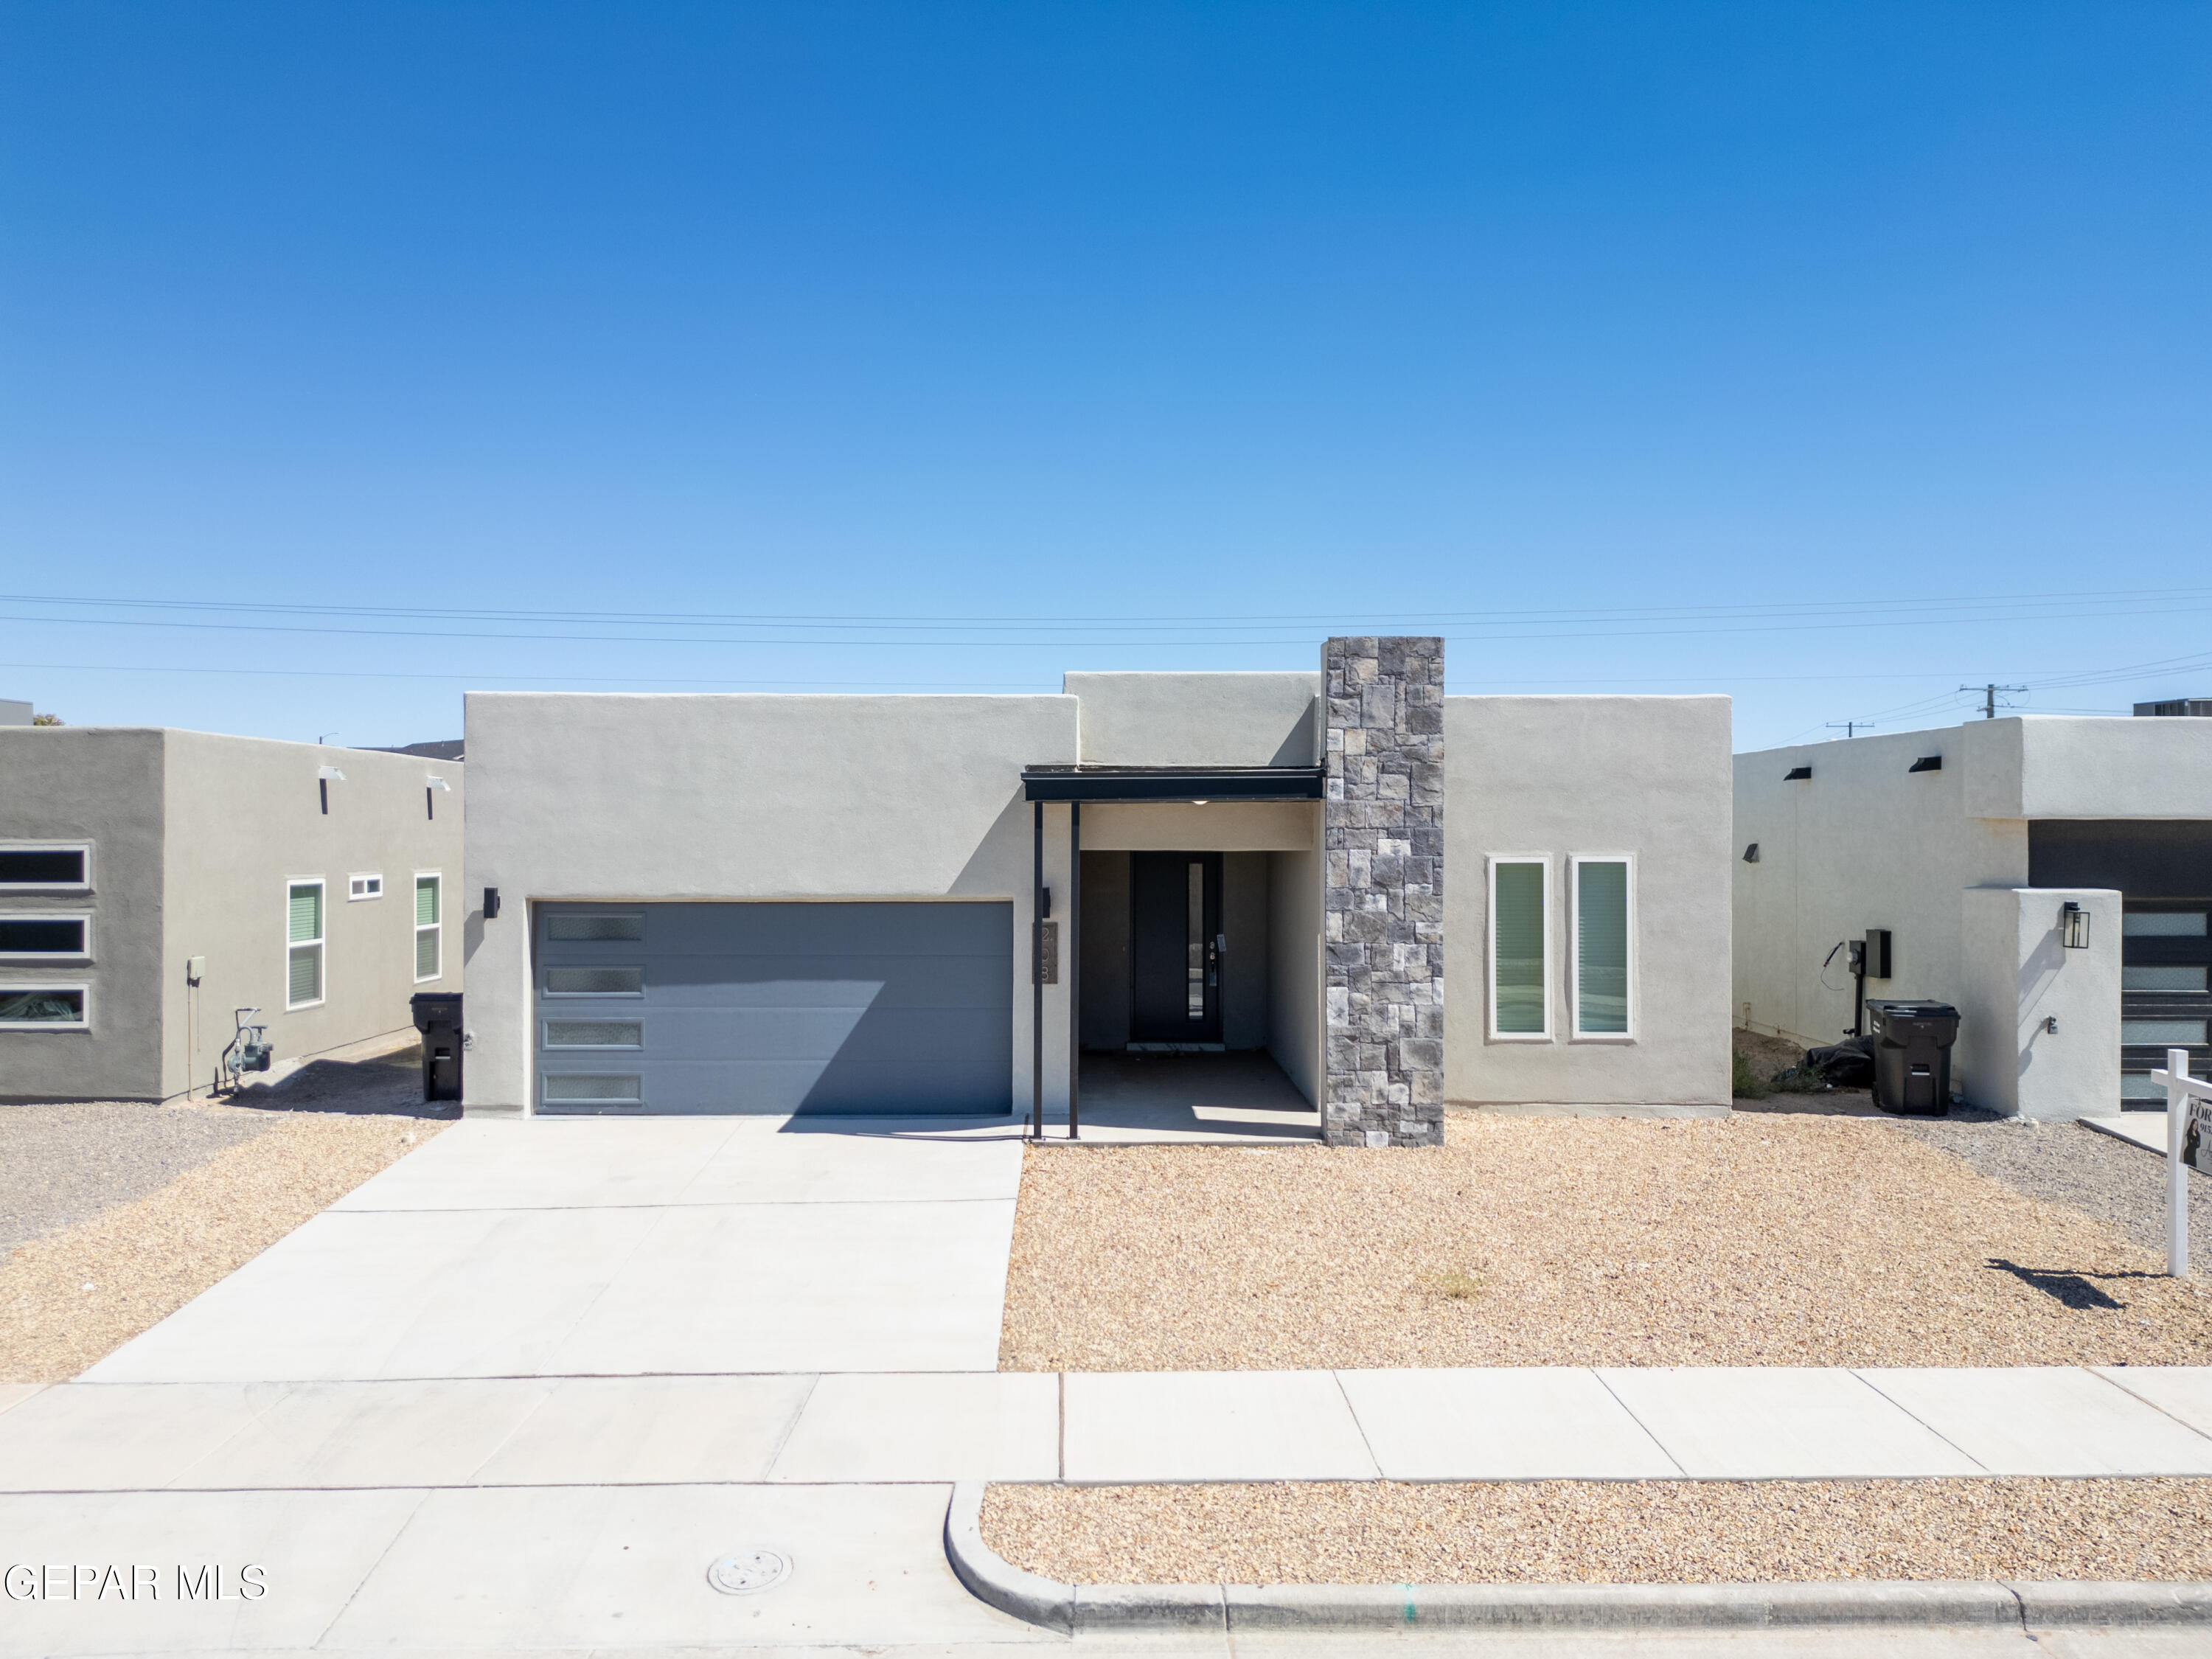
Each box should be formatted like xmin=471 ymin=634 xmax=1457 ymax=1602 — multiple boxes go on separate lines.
xmin=2 ymin=1 xmax=2206 ymax=750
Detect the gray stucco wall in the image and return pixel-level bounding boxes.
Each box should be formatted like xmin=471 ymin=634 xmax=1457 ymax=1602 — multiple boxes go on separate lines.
xmin=1964 ymin=716 xmax=2212 ymax=820
xmin=1733 ymin=727 xmax=2030 ymax=1077
xmin=1444 ymin=696 xmax=1733 ymax=1110
xmin=161 ymin=733 xmax=465 ymax=1096
xmin=1267 ymin=846 xmax=1322 ymax=1102
xmin=1733 ymin=715 xmax=2201 ymax=1115
xmin=1958 ymin=886 xmax=2123 ymax=1119
xmin=463 ymin=692 xmax=1080 ymax=1115
xmin=0 ymin=728 xmax=164 ymax=1101
xmin=1222 ymin=851 xmax=1270 ymax=1049
xmin=1066 ymin=672 xmax=1319 ymax=766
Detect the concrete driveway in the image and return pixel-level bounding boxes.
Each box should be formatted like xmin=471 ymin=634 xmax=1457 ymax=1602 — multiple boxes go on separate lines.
xmin=0 ymin=1115 xmax=1054 ymax=1654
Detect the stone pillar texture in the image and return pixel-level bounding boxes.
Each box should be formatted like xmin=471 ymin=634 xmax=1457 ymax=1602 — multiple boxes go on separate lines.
xmin=1322 ymin=636 xmax=1444 ymax=1148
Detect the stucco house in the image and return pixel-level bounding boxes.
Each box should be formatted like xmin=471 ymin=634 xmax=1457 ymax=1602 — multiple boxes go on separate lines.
xmin=0 ymin=726 xmax=464 ymax=1102
xmin=462 ymin=638 xmax=1731 ymax=1144
xmin=1733 ymin=713 xmax=2212 ymax=1119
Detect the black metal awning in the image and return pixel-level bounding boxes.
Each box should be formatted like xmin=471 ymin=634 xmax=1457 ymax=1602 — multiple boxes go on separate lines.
xmin=1020 ymin=765 xmax=1325 ymax=804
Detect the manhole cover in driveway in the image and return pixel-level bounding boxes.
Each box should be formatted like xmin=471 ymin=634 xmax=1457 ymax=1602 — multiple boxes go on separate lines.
xmin=708 ymin=1548 xmax=792 ymax=1595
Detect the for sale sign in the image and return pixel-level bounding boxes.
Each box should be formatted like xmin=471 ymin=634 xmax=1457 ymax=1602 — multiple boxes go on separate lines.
xmin=2181 ymin=1097 xmax=2212 ymax=1176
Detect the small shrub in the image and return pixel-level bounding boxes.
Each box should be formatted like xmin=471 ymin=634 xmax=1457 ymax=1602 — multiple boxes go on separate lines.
xmin=29 ymin=713 xmax=61 ymax=726
xmin=1770 ymin=1058 xmax=1830 ymax=1093
xmin=1731 ymin=1048 xmax=1771 ymax=1100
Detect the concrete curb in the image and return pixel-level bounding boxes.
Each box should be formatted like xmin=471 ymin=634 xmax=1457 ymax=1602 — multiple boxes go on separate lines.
xmin=944 ymin=1484 xmax=2212 ymax=1632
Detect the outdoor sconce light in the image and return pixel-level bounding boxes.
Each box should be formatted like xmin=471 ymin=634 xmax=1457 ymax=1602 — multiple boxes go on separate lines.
xmin=1743 ymin=843 xmax=1760 ymax=863
xmin=484 ymin=886 xmax=501 ymax=919
xmin=2062 ymin=902 xmax=2090 ymax=950
xmin=316 ymin=764 xmax=346 ymax=815
xmin=425 ymin=774 xmax=451 ymax=820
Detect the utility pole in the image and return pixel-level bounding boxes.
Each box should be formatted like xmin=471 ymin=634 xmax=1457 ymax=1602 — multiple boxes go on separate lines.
xmin=1958 ymin=684 xmax=2027 ymax=720
xmin=1825 ymin=720 xmax=1872 ymax=739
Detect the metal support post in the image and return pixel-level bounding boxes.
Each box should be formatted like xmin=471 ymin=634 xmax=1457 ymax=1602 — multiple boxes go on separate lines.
xmin=2168 ymin=1047 xmax=2191 ymax=1277
xmin=1068 ymin=801 xmax=1080 ymax=1141
xmin=1031 ymin=800 xmax=1044 ymax=1141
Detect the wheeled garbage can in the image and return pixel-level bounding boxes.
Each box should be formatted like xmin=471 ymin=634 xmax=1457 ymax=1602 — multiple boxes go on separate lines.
xmin=410 ymin=991 xmax=464 ymax=1103
xmin=1863 ymin=999 xmax=1958 ymax=1116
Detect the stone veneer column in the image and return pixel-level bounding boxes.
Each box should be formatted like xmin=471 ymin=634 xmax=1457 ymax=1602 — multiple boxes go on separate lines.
xmin=1322 ymin=636 xmax=1444 ymax=1147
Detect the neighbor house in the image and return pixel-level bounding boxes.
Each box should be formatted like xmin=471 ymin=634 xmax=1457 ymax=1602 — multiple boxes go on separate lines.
xmin=461 ymin=638 xmax=1732 ymax=1143
xmin=0 ymin=726 xmax=464 ymax=1102
xmin=1733 ymin=712 xmax=2212 ymax=1118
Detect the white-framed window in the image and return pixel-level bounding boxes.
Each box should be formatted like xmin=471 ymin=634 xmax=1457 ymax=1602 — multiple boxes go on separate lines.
xmin=0 ymin=914 xmax=91 ymax=960
xmin=1486 ymin=855 xmax=1551 ymax=1040
xmin=414 ymin=873 xmax=442 ymax=983
xmin=0 ymin=844 xmax=91 ymax=891
xmin=286 ymin=879 xmax=325 ymax=1009
xmin=348 ymin=873 xmax=384 ymax=902
xmin=0 ymin=984 xmax=89 ymax=1029
xmin=1570 ymin=855 xmax=1636 ymax=1040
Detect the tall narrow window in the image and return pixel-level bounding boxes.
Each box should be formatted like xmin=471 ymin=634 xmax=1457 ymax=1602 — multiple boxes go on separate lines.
xmin=287 ymin=880 xmax=324 ymax=1009
xmin=414 ymin=874 xmax=442 ymax=982
xmin=1186 ymin=860 xmax=1206 ymax=1020
xmin=1489 ymin=858 xmax=1549 ymax=1038
xmin=1573 ymin=856 xmax=1633 ymax=1038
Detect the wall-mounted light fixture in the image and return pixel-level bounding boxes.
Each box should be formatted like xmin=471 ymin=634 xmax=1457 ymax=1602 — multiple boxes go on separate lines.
xmin=316 ymin=764 xmax=346 ymax=815
xmin=425 ymin=774 xmax=451 ymax=821
xmin=1742 ymin=843 xmax=1760 ymax=863
xmin=1784 ymin=765 xmax=1812 ymax=781
xmin=484 ymin=886 xmax=501 ymax=920
xmin=2062 ymin=901 xmax=2090 ymax=949
xmin=1908 ymin=755 xmax=1943 ymax=773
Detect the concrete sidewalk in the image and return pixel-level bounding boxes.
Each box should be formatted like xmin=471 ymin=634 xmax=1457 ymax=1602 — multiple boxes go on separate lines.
xmin=8 ymin=1366 xmax=2212 ymax=1494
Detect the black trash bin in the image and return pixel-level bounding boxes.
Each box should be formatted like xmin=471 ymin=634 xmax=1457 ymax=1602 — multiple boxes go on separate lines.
xmin=1863 ymin=999 xmax=1958 ymax=1115
xmin=410 ymin=991 xmax=464 ymax=1103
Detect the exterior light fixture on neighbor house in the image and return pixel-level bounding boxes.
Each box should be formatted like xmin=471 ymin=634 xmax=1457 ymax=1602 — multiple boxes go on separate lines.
xmin=426 ymin=774 xmax=451 ymax=820
xmin=1742 ymin=843 xmax=1759 ymax=863
xmin=316 ymin=764 xmax=345 ymax=815
xmin=1784 ymin=765 xmax=1812 ymax=781
xmin=2062 ymin=901 xmax=2091 ymax=949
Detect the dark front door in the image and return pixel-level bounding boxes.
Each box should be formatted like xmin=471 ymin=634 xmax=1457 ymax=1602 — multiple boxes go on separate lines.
xmin=1130 ymin=852 xmax=1222 ymax=1043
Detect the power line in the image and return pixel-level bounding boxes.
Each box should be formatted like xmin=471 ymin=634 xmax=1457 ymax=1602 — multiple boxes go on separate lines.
xmin=1961 ymin=682 xmax=2031 ymax=719
xmin=2 ymin=582 xmax=2212 ymax=636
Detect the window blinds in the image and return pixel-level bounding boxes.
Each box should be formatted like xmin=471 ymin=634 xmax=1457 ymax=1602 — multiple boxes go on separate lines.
xmin=1492 ymin=862 xmax=1546 ymax=1034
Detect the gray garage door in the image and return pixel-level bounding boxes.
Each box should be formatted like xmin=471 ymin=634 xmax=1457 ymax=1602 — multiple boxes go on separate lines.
xmin=535 ymin=901 xmax=1013 ymax=1116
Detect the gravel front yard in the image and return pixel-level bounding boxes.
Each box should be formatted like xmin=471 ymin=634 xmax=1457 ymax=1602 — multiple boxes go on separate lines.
xmin=999 ymin=1110 xmax=2212 ymax=1370
xmin=1 ymin=1046 xmax=449 ymax=1382
xmin=983 ymin=1478 xmax=2212 ymax=1585
xmin=1900 ymin=1110 xmax=2212 ymax=1275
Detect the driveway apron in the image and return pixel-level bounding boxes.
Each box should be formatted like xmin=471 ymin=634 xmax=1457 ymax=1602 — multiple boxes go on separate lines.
xmin=0 ymin=1116 xmax=1051 ymax=1653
